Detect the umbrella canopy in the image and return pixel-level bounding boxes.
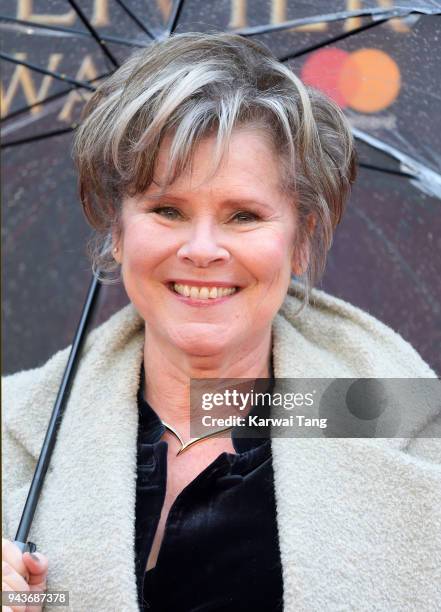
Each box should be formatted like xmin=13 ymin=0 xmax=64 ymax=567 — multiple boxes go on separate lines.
xmin=2 ymin=0 xmax=440 ymax=379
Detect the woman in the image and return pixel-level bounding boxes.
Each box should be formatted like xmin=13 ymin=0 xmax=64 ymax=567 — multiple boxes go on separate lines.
xmin=2 ymin=33 xmax=440 ymax=612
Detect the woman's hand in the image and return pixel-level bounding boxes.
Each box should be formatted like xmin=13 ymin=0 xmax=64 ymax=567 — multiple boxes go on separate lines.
xmin=2 ymin=538 xmax=49 ymax=612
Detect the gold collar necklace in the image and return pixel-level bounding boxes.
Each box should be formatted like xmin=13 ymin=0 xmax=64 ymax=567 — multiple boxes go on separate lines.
xmin=140 ymin=361 xmax=275 ymax=457
xmin=161 ymin=420 xmax=234 ymax=456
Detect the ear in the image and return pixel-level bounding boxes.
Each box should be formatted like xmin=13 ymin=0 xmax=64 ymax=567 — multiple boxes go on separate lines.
xmin=111 ymin=229 xmax=122 ymax=264
xmin=291 ymin=243 xmax=309 ymax=277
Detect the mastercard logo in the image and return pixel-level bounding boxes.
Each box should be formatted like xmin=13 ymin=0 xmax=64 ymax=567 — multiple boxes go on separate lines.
xmin=301 ymin=48 xmax=401 ymax=113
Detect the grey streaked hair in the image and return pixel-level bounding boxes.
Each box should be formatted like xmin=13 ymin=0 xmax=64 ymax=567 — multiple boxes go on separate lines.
xmin=73 ymin=31 xmax=357 ymax=309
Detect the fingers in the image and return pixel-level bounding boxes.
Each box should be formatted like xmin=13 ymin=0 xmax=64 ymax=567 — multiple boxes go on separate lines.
xmin=22 ymin=552 xmax=49 ymax=588
xmin=2 ymin=538 xmax=29 ymax=582
xmin=2 ymin=539 xmax=49 ymax=612
xmin=2 ymin=560 xmax=30 ymax=592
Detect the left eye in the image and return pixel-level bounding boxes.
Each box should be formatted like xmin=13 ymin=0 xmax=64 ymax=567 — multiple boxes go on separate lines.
xmin=232 ymin=211 xmax=259 ymax=223
xmin=152 ymin=206 xmax=182 ymax=219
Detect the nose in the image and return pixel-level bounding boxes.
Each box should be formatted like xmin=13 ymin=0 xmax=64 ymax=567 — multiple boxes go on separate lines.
xmin=177 ymin=219 xmax=230 ymax=268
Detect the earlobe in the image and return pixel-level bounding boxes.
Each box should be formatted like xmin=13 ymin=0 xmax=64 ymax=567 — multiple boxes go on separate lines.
xmin=111 ymin=227 xmax=122 ymax=263
xmin=111 ymin=232 xmax=122 ymax=263
xmin=307 ymin=214 xmax=317 ymax=235
xmin=292 ymin=215 xmax=315 ymax=276
xmin=292 ymin=259 xmax=305 ymax=277
xmin=112 ymin=245 xmax=120 ymax=263
xmin=291 ymin=242 xmax=309 ymax=277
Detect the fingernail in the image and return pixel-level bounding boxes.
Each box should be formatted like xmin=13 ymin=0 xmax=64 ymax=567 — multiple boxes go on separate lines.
xmin=30 ymin=553 xmax=40 ymax=563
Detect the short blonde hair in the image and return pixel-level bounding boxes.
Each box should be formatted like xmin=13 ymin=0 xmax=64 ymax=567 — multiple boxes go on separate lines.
xmin=73 ymin=32 xmax=357 ymax=308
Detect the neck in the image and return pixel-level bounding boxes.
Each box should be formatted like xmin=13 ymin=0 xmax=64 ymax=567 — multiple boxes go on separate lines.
xmin=142 ymin=326 xmax=273 ymax=429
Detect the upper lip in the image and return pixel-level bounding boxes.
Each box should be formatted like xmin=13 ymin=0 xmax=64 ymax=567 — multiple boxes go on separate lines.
xmin=167 ymin=279 xmax=240 ymax=288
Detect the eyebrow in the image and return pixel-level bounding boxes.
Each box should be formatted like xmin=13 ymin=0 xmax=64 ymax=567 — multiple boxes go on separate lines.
xmin=144 ymin=192 xmax=276 ymax=212
xmin=221 ymin=198 xmax=276 ymax=213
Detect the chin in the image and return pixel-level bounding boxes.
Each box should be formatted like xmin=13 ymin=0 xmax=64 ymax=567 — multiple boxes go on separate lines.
xmin=168 ymin=324 xmax=236 ymax=357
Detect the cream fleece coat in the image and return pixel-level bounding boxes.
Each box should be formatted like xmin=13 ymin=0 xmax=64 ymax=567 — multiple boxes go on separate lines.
xmin=2 ymin=280 xmax=441 ymax=611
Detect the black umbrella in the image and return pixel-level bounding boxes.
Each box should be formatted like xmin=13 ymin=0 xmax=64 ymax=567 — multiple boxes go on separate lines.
xmin=1 ymin=0 xmax=440 ymax=554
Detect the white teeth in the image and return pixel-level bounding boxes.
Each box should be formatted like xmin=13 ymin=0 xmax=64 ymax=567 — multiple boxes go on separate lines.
xmin=173 ymin=283 xmax=237 ymax=300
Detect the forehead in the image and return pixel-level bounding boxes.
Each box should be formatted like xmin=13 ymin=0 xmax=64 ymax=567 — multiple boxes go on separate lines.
xmin=150 ymin=128 xmax=286 ymax=199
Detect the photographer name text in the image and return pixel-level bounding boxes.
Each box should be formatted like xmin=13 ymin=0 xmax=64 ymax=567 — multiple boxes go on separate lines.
xmin=202 ymin=415 xmax=328 ymax=429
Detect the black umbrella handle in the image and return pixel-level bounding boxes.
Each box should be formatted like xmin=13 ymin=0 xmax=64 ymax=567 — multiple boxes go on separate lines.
xmin=13 ymin=274 xmax=101 ymax=551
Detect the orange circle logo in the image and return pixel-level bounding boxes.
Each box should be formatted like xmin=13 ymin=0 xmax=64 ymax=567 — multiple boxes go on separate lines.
xmin=301 ymin=48 xmax=401 ymax=113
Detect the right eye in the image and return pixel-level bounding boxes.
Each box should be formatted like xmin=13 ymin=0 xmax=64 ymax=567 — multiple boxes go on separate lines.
xmin=151 ymin=206 xmax=182 ymax=220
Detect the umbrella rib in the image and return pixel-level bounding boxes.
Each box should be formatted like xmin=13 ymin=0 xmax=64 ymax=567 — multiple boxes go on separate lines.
xmin=358 ymin=162 xmax=416 ymax=179
xmin=166 ymin=0 xmax=186 ymax=36
xmin=279 ymin=17 xmax=389 ymax=62
xmin=234 ymin=7 xmax=441 ymax=38
xmin=1 ymin=86 xmax=76 ymax=123
xmin=1 ymin=70 xmax=111 ymax=123
xmin=0 ymin=51 xmax=95 ymax=90
xmin=1 ymin=125 xmax=78 ymax=149
xmin=353 ymin=128 xmax=441 ymax=200
xmin=113 ymin=0 xmax=156 ymax=40
xmin=0 ymin=16 xmax=148 ymax=48
xmin=66 ymin=0 xmax=119 ymax=68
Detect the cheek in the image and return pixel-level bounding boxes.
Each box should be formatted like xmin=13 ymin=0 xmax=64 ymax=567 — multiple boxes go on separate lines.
xmin=121 ymin=220 xmax=173 ymax=267
xmin=244 ymin=228 xmax=294 ymax=278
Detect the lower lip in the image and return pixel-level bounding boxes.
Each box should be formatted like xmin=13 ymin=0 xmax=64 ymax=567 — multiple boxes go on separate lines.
xmin=166 ymin=284 xmax=240 ymax=307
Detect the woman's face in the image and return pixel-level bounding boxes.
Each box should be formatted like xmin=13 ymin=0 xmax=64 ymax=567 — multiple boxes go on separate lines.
xmin=115 ymin=129 xmax=301 ymax=357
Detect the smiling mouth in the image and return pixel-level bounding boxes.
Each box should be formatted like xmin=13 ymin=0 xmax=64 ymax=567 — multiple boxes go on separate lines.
xmin=168 ymin=283 xmax=240 ymax=300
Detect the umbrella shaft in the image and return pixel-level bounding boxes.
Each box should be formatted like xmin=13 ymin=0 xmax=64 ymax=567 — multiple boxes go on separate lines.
xmin=15 ymin=274 xmax=101 ymax=546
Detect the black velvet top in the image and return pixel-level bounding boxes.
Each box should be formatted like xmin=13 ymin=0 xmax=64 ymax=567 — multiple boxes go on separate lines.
xmin=134 ymin=370 xmax=284 ymax=611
